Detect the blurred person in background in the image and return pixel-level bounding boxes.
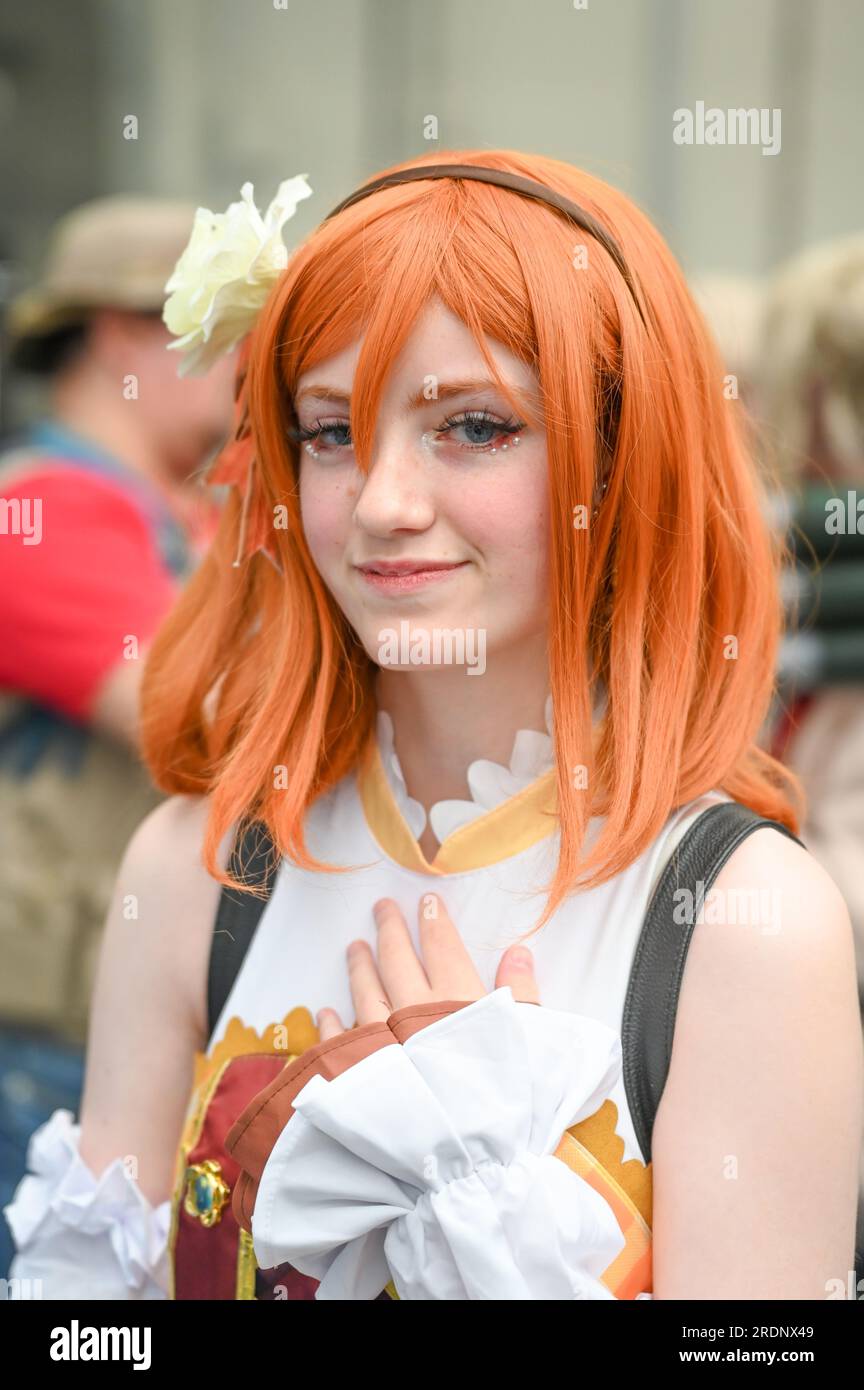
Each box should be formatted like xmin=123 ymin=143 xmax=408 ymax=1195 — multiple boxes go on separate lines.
xmin=0 ymin=195 xmax=236 ymax=1276
xmin=756 ymin=236 xmax=864 ymax=1003
xmin=694 ymin=262 xmax=864 ymax=992
xmin=757 ymin=236 xmax=864 ymax=1269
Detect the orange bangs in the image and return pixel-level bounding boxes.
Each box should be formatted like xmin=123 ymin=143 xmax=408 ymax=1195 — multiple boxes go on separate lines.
xmin=140 ymin=148 xmax=803 ymax=922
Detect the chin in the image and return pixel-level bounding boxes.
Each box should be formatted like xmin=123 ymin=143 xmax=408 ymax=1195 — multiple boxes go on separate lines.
xmin=362 ymin=614 xmax=489 ymax=678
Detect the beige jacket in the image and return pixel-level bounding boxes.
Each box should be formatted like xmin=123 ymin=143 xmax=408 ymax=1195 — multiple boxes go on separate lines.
xmin=0 ymin=691 xmax=162 ymax=1044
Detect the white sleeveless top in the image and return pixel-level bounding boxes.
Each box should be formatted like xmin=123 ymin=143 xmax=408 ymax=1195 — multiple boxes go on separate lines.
xmin=207 ymin=701 xmax=730 ymax=1171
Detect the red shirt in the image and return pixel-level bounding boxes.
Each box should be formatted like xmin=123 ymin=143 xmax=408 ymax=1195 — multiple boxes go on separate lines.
xmin=0 ymin=439 xmax=215 ymax=724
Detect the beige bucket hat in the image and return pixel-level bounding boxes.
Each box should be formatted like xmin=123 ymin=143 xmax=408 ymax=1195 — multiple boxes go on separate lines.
xmin=5 ymin=194 xmax=197 ymax=345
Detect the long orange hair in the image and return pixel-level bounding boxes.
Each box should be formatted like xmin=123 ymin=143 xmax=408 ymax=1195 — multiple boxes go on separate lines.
xmin=140 ymin=148 xmax=803 ymax=924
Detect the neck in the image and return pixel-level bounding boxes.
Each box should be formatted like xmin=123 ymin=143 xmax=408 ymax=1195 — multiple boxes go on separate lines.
xmin=375 ymin=630 xmax=550 ymax=825
xmin=50 ymin=361 xmax=183 ymax=509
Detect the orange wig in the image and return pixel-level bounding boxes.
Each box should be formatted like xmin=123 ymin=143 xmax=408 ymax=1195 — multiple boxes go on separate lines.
xmin=140 ymin=148 xmax=803 ymax=923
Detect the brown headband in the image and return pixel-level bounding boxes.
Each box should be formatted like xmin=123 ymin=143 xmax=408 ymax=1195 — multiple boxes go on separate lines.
xmin=324 ymin=163 xmax=647 ymax=327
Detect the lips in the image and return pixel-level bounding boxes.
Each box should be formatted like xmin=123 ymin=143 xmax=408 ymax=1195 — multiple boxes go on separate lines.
xmin=355 ymin=559 xmax=468 ymax=592
xmin=357 ymin=559 xmax=461 ymax=575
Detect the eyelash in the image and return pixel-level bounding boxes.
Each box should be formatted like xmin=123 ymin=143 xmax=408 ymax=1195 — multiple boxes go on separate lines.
xmin=290 ymin=409 xmax=525 ymax=456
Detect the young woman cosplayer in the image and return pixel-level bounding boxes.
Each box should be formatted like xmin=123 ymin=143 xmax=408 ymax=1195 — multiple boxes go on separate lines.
xmin=6 ymin=151 xmax=863 ymax=1302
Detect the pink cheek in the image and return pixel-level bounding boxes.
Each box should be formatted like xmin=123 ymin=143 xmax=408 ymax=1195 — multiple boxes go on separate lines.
xmin=300 ymin=477 xmax=357 ymax=562
xmin=450 ymin=477 xmax=547 ymax=553
xmin=463 ymin=486 xmax=549 ymax=599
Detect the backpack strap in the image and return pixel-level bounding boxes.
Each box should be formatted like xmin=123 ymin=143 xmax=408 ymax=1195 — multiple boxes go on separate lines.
xmin=206 ymin=821 xmax=281 ymax=1042
xmin=622 ymin=801 xmax=805 ymax=1165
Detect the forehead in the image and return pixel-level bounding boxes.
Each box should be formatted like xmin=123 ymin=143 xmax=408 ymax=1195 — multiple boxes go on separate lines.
xmin=294 ymin=298 xmax=541 ymax=411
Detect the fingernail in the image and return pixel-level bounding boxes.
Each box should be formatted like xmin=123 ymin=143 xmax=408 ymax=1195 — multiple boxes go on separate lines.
xmin=508 ymin=948 xmax=533 ymax=969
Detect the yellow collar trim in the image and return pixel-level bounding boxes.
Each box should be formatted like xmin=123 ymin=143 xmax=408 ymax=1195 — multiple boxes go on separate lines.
xmin=356 ymin=734 xmax=559 ymax=875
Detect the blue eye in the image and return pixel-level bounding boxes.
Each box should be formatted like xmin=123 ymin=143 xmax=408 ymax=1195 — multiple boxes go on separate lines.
xmin=441 ymin=410 xmax=524 ymax=450
xmin=290 ymin=419 xmax=352 ymax=452
xmin=290 ymin=409 xmax=525 ymax=458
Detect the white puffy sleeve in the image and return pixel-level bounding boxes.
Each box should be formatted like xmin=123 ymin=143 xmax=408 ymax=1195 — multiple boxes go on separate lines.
xmin=2 ymin=1110 xmax=171 ymax=1301
xmin=249 ymin=987 xmax=629 ymax=1300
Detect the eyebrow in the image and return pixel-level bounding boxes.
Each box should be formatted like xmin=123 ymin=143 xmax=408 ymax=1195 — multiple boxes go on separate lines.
xmin=294 ymin=377 xmax=535 ymax=412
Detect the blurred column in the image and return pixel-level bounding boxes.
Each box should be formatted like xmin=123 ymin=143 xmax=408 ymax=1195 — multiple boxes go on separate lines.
xmin=97 ymin=0 xmax=206 ymax=197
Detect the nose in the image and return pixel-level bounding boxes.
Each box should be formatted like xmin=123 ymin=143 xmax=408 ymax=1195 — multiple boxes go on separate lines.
xmin=352 ymin=433 xmax=436 ymax=537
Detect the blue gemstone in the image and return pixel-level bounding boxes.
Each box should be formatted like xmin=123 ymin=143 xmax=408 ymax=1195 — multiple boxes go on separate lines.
xmin=193 ymin=1174 xmax=213 ymax=1213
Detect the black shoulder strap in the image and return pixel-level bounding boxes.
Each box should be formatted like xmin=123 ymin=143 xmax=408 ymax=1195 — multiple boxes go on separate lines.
xmin=622 ymin=801 xmax=805 ymax=1165
xmin=206 ymin=820 xmax=281 ymax=1041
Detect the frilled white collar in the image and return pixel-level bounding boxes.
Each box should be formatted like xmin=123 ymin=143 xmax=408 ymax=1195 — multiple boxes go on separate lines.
xmin=376 ymin=695 xmax=556 ymax=847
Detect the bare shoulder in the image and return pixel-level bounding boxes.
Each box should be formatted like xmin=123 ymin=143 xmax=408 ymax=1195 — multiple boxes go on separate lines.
xmin=676 ymin=825 xmax=856 ymax=982
xmin=652 ymin=825 xmax=864 ymax=1299
xmin=78 ymin=794 xmax=236 ymax=1204
xmin=104 ymin=793 xmax=233 ymax=1040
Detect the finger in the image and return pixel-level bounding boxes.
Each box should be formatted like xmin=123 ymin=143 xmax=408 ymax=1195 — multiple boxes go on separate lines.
xmin=316 ymin=1007 xmax=346 ymax=1042
xmin=417 ymin=893 xmax=485 ymax=1000
xmin=346 ymin=939 xmax=392 ymax=1025
xmin=372 ymin=899 xmax=431 ymax=1011
xmin=494 ymin=945 xmax=541 ymax=1004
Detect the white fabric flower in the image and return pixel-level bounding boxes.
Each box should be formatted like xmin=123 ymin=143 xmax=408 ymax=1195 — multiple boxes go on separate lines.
xmin=250 ymin=987 xmax=627 ymax=1300
xmin=3 ymin=1109 xmax=171 ymax=1300
xmin=429 ymin=693 xmax=556 ymax=841
xmin=163 ymin=175 xmax=313 ymax=375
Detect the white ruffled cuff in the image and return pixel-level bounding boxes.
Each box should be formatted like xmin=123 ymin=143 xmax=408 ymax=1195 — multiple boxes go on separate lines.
xmin=2 ymin=1109 xmax=171 ymax=1300
xmin=251 ymin=987 xmax=628 ymax=1299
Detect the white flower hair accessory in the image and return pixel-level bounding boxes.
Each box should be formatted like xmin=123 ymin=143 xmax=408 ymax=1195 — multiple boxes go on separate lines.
xmin=163 ymin=175 xmax=313 ymax=375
